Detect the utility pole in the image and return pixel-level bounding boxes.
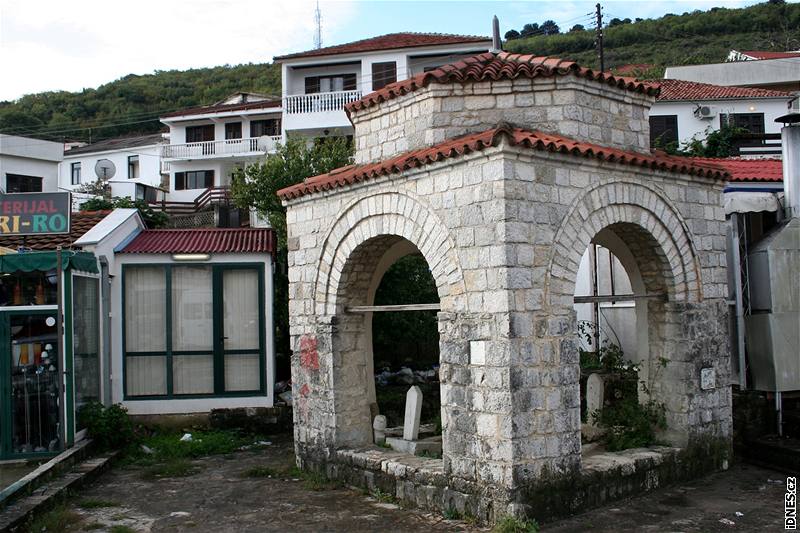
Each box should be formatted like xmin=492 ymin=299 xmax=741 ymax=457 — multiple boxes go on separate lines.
xmin=313 ymin=0 xmax=323 ymax=49
xmin=595 ymin=3 xmax=604 ymax=72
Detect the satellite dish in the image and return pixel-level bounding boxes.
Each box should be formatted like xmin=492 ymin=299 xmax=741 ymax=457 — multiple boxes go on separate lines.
xmin=94 ymin=159 xmax=116 ymax=179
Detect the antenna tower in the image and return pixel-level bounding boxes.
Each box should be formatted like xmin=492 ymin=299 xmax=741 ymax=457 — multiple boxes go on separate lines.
xmin=314 ymin=1 xmax=323 ymax=49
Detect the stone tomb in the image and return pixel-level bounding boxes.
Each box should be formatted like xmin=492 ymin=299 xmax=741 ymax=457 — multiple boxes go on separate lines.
xmin=280 ymin=52 xmax=732 ymax=523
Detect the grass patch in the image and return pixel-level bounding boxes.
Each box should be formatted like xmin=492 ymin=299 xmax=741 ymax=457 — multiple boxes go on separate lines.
xmin=493 ymin=516 xmax=539 ymax=533
xmin=285 ymin=465 xmax=341 ymax=491
xmin=142 ymin=458 xmax=197 ymax=479
xmin=110 ymin=526 xmax=137 ymax=533
xmin=78 ymin=498 xmax=119 ymax=509
xmin=241 ymin=466 xmax=279 ymax=478
xmin=125 ymin=429 xmax=251 ymax=466
xmin=372 ymin=488 xmax=397 ymax=504
xmin=443 ymin=508 xmax=462 ymax=520
xmin=25 ymin=503 xmax=83 ymax=532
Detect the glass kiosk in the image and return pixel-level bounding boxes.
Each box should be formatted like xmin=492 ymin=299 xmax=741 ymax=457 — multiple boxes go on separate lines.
xmin=0 ymin=251 xmax=100 ymax=460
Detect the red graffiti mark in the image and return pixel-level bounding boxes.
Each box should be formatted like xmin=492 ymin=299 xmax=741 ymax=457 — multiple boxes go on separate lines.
xmin=300 ymin=335 xmax=319 ymax=370
xmin=299 ymin=383 xmax=310 ymax=397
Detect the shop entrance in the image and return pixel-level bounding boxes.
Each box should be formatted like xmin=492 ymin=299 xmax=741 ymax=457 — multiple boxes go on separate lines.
xmin=1 ymin=310 xmax=61 ymax=458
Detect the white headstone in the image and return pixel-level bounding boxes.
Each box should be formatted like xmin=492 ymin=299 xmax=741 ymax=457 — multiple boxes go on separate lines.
xmin=403 ymin=385 xmax=423 ymax=441
xmin=373 ymin=415 xmax=387 ymax=445
xmin=585 ymin=373 xmax=605 ymax=427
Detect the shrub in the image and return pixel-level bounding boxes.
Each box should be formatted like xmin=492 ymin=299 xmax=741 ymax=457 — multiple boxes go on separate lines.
xmin=78 ymin=402 xmax=135 ymax=451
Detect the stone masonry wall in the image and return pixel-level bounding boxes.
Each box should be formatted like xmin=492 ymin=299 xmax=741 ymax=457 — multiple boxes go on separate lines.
xmin=349 ymin=77 xmax=655 ymax=165
xmin=284 ymin=139 xmax=731 ymax=502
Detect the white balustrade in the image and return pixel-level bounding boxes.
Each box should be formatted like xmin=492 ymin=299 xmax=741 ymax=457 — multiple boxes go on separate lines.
xmin=161 ymin=136 xmax=282 ymax=160
xmin=282 ymin=90 xmax=363 ymax=115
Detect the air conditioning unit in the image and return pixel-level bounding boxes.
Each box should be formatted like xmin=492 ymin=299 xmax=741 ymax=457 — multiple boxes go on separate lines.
xmin=694 ymin=105 xmax=717 ymax=119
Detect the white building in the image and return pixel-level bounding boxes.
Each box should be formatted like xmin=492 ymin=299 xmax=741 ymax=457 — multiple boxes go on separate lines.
xmin=159 ymin=93 xmax=282 ymax=203
xmin=60 ymin=133 xmax=167 ymax=209
xmin=650 ymin=79 xmax=794 ymax=154
xmin=274 ymin=32 xmax=493 ymax=139
xmin=665 ymin=51 xmax=800 ymax=92
xmin=0 ymin=134 xmax=62 ymax=193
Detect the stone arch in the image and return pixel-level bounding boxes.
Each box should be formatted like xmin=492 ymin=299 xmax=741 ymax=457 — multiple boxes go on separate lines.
xmin=315 ymin=191 xmax=466 ymax=317
xmin=547 ymin=180 xmax=704 ymax=446
xmin=313 ymin=191 xmax=465 ymax=447
xmin=547 ymin=179 xmax=701 ymax=307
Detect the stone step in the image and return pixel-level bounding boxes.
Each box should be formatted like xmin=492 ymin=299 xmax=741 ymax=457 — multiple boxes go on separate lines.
xmin=0 ymin=452 xmax=115 ymax=532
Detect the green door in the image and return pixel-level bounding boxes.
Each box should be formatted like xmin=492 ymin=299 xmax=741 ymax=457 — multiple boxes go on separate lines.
xmin=1 ymin=311 xmax=62 ymax=459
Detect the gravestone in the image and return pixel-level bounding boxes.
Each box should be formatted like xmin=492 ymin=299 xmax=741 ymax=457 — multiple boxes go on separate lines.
xmin=403 ymin=386 xmax=423 ymax=441
xmin=585 ymin=373 xmax=605 ymax=427
xmin=373 ymin=415 xmax=387 ymax=445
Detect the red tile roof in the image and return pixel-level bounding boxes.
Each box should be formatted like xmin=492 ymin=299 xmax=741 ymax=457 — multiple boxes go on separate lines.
xmin=278 ymin=124 xmax=727 ymax=200
xmin=347 ymin=52 xmax=660 ymax=113
xmin=161 ymin=99 xmax=281 ymax=119
xmin=273 ymin=32 xmax=491 ymax=61
xmin=739 ymin=50 xmax=800 ymax=60
xmin=656 ymin=79 xmax=793 ymax=101
xmin=0 ymin=211 xmax=111 ymax=251
xmin=691 ymin=157 xmax=783 ymax=182
xmin=120 ymin=228 xmax=276 ymax=254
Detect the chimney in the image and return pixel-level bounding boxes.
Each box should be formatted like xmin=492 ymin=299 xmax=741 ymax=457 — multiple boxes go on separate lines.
xmin=491 ymin=15 xmax=501 ymax=53
xmin=782 ymin=123 xmax=800 ymax=218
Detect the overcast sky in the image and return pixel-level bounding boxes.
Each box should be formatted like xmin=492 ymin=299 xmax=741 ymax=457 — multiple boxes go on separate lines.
xmin=0 ymin=0 xmax=767 ymax=102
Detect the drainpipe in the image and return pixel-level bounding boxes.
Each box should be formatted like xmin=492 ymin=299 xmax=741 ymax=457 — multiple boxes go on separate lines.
xmin=99 ymin=256 xmax=112 ymax=406
xmin=781 ymin=123 xmax=800 ymax=219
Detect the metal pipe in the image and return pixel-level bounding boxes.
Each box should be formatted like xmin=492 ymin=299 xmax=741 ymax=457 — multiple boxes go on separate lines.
xmin=55 ymin=246 xmax=66 ymax=451
xmin=99 ymin=256 xmax=112 ymax=406
xmin=781 ymin=125 xmax=800 ymax=218
xmin=776 ymin=391 xmax=783 ymax=437
xmin=730 ymin=214 xmax=747 ymax=389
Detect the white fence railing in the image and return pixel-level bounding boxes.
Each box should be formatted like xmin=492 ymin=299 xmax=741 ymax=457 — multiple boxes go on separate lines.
xmin=283 ymin=90 xmax=363 ymax=115
xmin=161 ymin=136 xmax=282 ymax=160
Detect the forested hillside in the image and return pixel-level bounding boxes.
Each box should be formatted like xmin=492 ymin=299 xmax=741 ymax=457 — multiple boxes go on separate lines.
xmin=505 ymin=1 xmax=799 ymax=76
xmin=1 ymin=1 xmax=797 ymax=144
xmin=0 ymin=63 xmax=280 ymax=143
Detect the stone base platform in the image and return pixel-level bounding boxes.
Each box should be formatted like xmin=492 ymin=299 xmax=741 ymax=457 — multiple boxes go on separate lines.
xmin=385 ymin=435 xmax=442 ymax=456
xmin=304 ymin=438 xmax=730 ymax=524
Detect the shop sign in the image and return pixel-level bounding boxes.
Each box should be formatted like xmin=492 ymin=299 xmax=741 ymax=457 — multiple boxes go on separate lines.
xmin=0 ymin=192 xmax=71 ymax=235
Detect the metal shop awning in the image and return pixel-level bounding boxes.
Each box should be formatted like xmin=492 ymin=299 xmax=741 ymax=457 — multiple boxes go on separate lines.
xmin=0 ymin=250 xmax=98 ymax=274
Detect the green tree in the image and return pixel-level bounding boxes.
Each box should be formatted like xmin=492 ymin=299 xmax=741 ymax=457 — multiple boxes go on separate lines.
xmin=230 ymin=136 xmax=354 ymax=372
xmin=504 ymin=29 xmax=521 ymax=40
xmin=569 ymin=24 xmax=586 ymax=33
xmin=520 ymin=23 xmax=540 ymax=38
xmin=540 ymin=20 xmax=561 ymax=35
xmin=675 ymin=124 xmax=750 ymax=157
xmin=80 ymin=196 xmax=169 ymax=228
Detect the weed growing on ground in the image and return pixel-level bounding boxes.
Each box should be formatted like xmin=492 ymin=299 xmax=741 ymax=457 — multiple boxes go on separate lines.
xmin=442 ymin=508 xmax=462 ymax=520
xmin=109 ymin=526 xmax=136 ymax=533
xmin=371 ymin=488 xmax=397 ymax=504
xmin=493 ymin=515 xmax=539 ymax=533
xmin=142 ymin=458 xmax=196 ymax=479
xmin=78 ymin=498 xmax=119 ymax=509
xmin=284 ymin=465 xmax=342 ymax=491
xmin=241 ymin=466 xmax=279 ymax=478
xmin=25 ymin=503 xmax=83 ymax=532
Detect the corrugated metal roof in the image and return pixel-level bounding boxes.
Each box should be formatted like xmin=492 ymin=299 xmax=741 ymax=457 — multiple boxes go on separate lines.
xmin=120 ymin=228 xmax=275 ymax=254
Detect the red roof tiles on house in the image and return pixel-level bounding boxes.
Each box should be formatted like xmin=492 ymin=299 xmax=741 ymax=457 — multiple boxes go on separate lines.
xmin=161 ymin=99 xmax=281 ymax=119
xmin=0 ymin=211 xmax=111 ymax=251
xmin=739 ymin=50 xmax=800 ymax=60
xmin=346 ymin=52 xmax=660 ymax=113
xmin=120 ymin=228 xmax=275 ymax=254
xmin=691 ymin=157 xmax=783 ymax=182
xmin=278 ymin=125 xmax=727 ymax=200
xmin=656 ymin=79 xmax=794 ymax=101
xmin=273 ymin=32 xmax=491 ymax=61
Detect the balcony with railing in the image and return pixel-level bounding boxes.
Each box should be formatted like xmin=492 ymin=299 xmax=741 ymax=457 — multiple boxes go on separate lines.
xmin=282 ymin=90 xmax=362 ymax=132
xmin=161 ymin=136 xmax=282 ymax=161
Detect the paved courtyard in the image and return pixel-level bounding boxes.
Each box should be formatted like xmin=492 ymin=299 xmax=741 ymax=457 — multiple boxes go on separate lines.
xmin=60 ymin=437 xmax=791 ymax=532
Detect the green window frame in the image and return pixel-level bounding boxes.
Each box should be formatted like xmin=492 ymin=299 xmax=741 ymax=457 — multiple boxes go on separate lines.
xmin=121 ymin=263 xmax=266 ymax=400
